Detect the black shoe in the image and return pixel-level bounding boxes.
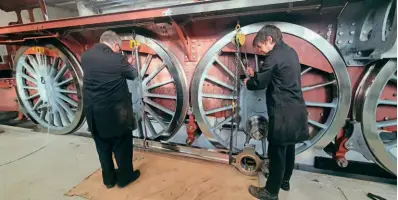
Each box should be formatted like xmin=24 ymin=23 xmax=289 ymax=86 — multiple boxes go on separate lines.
xmin=117 ymin=170 xmax=141 ymax=188
xmin=106 ymin=183 xmax=115 ymax=189
xmin=280 ymin=180 xmax=290 ymax=191
xmin=248 ymin=185 xmax=278 ymax=200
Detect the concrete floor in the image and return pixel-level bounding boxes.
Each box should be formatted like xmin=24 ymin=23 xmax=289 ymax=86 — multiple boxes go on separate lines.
xmin=0 ymin=125 xmax=396 ymax=200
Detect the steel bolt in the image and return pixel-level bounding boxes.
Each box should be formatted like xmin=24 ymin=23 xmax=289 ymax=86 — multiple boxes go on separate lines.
xmin=384 ymin=117 xmax=389 ymax=121
xmin=307 ymin=112 xmax=310 ymax=116
xmin=320 ymin=113 xmax=324 ymax=116
xmin=350 ymin=31 xmax=355 ymax=35
xmin=348 ymin=40 xmax=353 ymax=44
xmin=357 ymin=51 xmax=362 ymax=55
xmin=351 ymin=22 xmax=355 ymax=26
xmin=339 ymin=32 xmax=344 ymax=36
xmin=340 ymin=24 xmax=343 ymax=27
xmin=337 ymin=40 xmax=342 ymax=44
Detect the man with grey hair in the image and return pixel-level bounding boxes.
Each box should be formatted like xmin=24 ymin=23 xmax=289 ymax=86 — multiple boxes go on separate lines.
xmin=82 ymin=30 xmax=140 ymax=189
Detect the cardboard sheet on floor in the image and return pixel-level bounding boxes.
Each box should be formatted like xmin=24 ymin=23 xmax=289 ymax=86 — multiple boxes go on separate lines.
xmin=66 ymin=151 xmax=257 ymax=200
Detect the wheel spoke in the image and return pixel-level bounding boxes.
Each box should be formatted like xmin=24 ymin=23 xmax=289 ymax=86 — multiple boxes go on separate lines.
xmin=56 ymin=104 xmax=71 ymax=125
xmin=53 ymin=111 xmax=62 ymax=127
xmin=54 ymin=64 xmax=67 ymax=81
xmin=202 ymin=93 xmax=237 ymax=100
xmin=143 ymin=63 xmax=166 ymax=84
xmin=23 ymin=86 xmax=38 ymax=90
xmin=36 ymin=53 xmax=47 ymax=72
xmin=301 ymin=67 xmax=312 ymax=76
xmin=205 ymin=75 xmax=235 ymax=91
xmin=302 ymin=80 xmax=336 ymax=92
xmin=144 ymin=105 xmax=167 ymax=129
xmin=56 ymin=98 xmax=74 ymax=116
xmin=32 ymin=98 xmax=43 ymax=110
xmin=377 ymin=119 xmax=397 ymax=128
xmin=58 ymin=93 xmax=78 ymax=107
xmin=214 ymin=57 xmax=236 ymax=79
xmin=58 ymin=89 xmax=78 ymax=94
xmin=144 ymin=112 xmax=161 ymax=137
xmin=145 ymin=93 xmax=176 ymax=100
xmin=56 ymin=77 xmax=74 ymax=87
xmin=26 ymin=93 xmax=40 ymax=101
xmin=140 ymin=54 xmax=153 ymax=77
xmin=144 ymin=98 xmax=174 ymax=115
xmin=146 ymin=79 xmax=174 ymax=90
xmin=21 ymin=60 xmax=38 ymax=79
xmin=378 ymin=99 xmax=397 ymax=106
xmin=308 ymin=119 xmax=327 ymax=129
xmin=27 ymin=55 xmax=40 ymax=72
xmin=306 ymin=101 xmax=337 ymax=108
xmin=22 ymin=74 xmax=37 ymax=85
xmin=205 ymin=105 xmax=233 ymax=115
xmin=49 ymin=58 xmax=60 ymax=77
xmin=212 ymin=114 xmax=236 ymax=130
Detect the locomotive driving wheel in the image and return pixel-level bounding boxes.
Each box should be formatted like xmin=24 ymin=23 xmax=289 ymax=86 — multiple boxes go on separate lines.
xmin=354 ymin=59 xmax=397 ymax=175
xmin=191 ymin=22 xmax=351 ymax=158
xmin=14 ymin=43 xmax=85 ymax=134
xmin=120 ymin=34 xmax=189 ymax=140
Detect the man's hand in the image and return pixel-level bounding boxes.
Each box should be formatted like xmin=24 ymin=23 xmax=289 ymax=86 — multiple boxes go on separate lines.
xmin=127 ymin=55 xmax=135 ymax=65
xmin=244 ymin=78 xmax=249 ymax=86
xmin=246 ymin=67 xmax=254 ymax=77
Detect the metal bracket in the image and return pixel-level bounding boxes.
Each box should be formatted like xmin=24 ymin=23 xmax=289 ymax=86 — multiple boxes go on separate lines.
xmin=170 ymin=19 xmax=196 ymax=62
xmin=335 ymin=0 xmax=397 ymax=66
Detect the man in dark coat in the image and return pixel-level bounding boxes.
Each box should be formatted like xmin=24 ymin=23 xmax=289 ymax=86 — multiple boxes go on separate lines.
xmin=244 ymin=25 xmax=310 ymax=200
xmin=81 ymin=30 xmax=140 ymax=189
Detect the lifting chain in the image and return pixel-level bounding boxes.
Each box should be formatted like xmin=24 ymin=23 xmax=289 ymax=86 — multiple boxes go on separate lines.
xmin=229 ymin=22 xmax=245 ymax=164
xmin=131 ymin=29 xmax=148 ymax=148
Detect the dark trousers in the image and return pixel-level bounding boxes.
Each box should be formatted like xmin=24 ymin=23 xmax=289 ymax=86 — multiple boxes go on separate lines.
xmin=265 ymin=143 xmax=295 ymax=195
xmin=91 ymin=127 xmax=134 ymax=186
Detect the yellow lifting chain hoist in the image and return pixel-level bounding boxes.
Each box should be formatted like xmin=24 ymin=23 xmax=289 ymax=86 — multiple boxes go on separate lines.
xmin=232 ymin=23 xmax=246 ymax=47
xmin=129 ymin=31 xmax=141 ymax=49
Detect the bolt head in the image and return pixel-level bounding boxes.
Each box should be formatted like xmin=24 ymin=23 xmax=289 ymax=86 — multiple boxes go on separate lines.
xmin=348 ymin=40 xmax=353 ymax=44
xmin=351 ymin=22 xmax=355 ymax=26
xmin=339 ymin=32 xmax=344 ymax=36
xmin=337 ymin=40 xmax=342 ymax=44
xmin=350 ymin=31 xmax=355 ymax=35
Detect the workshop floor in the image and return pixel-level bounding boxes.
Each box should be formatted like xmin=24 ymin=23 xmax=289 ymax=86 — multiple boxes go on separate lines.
xmin=0 ymin=125 xmax=396 ymax=200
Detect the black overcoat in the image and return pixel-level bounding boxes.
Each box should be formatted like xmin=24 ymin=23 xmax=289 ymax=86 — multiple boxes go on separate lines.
xmin=246 ymin=41 xmax=310 ymax=145
xmin=81 ymin=43 xmax=138 ymax=138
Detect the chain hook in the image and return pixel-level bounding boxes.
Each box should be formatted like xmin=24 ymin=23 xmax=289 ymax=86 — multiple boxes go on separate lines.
xmin=132 ymin=29 xmax=136 ymax=40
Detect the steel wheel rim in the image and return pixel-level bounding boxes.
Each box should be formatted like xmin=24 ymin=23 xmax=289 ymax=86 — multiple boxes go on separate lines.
xmin=356 ymin=59 xmax=397 ymax=175
xmin=15 ymin=44 xmax=84 ymax=134
xmin=121 ymin=34 xmax=189 ymax=140
xmin=191 ymin=22 xmax=351 ymax=154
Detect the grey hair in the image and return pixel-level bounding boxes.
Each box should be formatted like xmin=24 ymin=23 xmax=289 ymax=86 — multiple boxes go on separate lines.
xmin=100 ymin=30 xmax=122 ymax=46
